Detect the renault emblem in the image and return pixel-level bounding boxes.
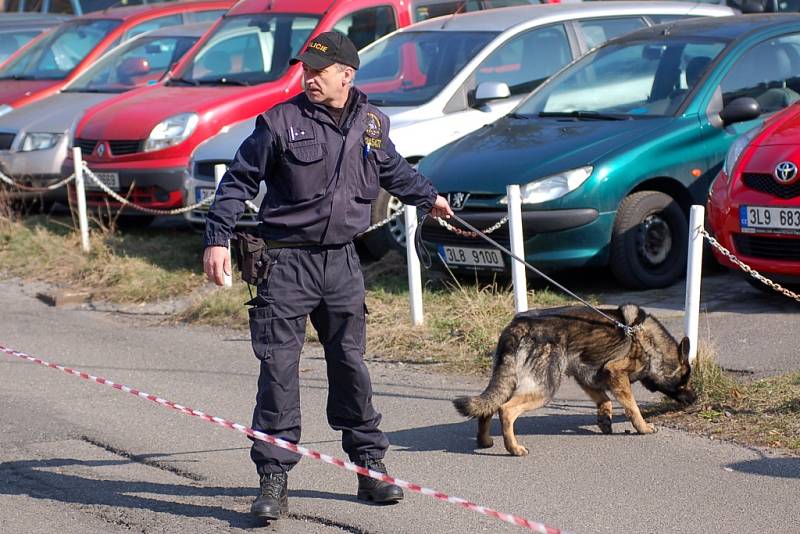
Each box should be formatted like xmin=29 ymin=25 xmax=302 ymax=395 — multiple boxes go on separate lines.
xmin=773 ymin=161 xmax=798 ymax=184
xmin=96 ymin=143 xmax=106 ymax=158
xmin=448 ymin=192 xmax=470 ymax=210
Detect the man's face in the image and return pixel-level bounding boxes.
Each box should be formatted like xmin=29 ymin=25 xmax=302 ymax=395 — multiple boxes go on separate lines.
xmin=302 ymin=63 xmax=352 ymax=106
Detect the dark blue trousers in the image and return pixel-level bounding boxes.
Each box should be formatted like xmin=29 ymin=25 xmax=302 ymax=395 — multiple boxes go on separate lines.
xmin=247 ymin=242 xmax=388 ymax=474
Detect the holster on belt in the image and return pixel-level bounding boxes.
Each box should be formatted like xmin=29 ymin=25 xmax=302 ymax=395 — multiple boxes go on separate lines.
xmin=231 ymin=228 xmax=270 ymax=286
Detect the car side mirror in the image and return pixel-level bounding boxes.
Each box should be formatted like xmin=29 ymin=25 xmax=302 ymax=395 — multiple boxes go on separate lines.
xmin=739 ymin=0 xmax=767 ymax=13
xmin=719 ymin=97 xmax=761 ymax=126
xmin=117 ymin=57 xmax=150 ymax=81
xmin=474 ymin=81 xmax=510 ymax=106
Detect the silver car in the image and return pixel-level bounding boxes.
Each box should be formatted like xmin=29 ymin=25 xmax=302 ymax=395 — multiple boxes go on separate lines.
xmin=183 ymin=1 xmax=734 ymax=257
xmin=0 ymin=22 xmax=211 ymax=202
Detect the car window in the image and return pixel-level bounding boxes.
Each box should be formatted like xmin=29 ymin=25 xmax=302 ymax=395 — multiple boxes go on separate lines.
xmin=0 ymin=19 xmax=121 ymax=79
xmin=0 ymin=30 xmax=41 ymax=63
xmin=516 ymin=38 xmax=727 ymax=118
xmin=67 ymin=35 xmax=198 ymax=92
xmin=719 ymin=34 xmax=800 ymax=113
xmin=578 ymin=17 xmax=646 ymax=50
xmin=178 ymin=14 xmax=319 ymax=85
xmin=411 ymin=0 xmax=537 ymax=22
xmin=357 ymin=30 xmax=497 ymax=106
xmin=184 ymin=9 xmax=227 ymax=24
xmin=474 ymin=25 xmax=570 ymax=96
xmin=125 ymin=14 xmax=183 ymax=41
xmin=332 ymin=6 xmax=397 ymax=51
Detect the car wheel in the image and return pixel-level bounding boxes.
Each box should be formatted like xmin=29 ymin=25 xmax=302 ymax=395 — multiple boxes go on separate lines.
xmin=359 ymin=189 xmax=406 ymax=259
xmin=610 ymin=191 xmax=687 ymax=289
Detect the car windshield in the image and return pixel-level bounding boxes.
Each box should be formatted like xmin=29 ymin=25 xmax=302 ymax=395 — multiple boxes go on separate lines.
xmin=356 ymin=30 xmax=498 ymax=107
xmin=65 ymin=34 xmax=199 ymax=93
xmin=171 ymin=14 xmax=319 ymax=86
xmin=0 ymin=29 xmax=42 ymax=63
xmin=515 ymin=37 xmax=728 ymax=119
xmin=0 ymin=19 xmax=121 ymax=80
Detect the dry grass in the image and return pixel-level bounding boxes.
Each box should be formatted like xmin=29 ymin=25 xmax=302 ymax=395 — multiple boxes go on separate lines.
xmin=648 ymin=343 xmax=800 ymax=453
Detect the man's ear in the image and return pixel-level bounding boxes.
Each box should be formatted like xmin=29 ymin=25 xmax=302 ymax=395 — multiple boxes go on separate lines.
xmin=342 ymin=67 xmax=354 ymax=87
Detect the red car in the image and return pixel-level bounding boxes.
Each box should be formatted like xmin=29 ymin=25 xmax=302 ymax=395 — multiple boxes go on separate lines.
xmin=708 ymin=102 xmax=800 ymax=287
xmin=68 ymin=0 xmax=541 ymax=215
xmin=0 ymin=0 xmax=232 ymax=116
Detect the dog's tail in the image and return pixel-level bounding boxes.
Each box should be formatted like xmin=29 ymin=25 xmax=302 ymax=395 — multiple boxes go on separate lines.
xmin=453 ymin=347 xmax=518 ymax=418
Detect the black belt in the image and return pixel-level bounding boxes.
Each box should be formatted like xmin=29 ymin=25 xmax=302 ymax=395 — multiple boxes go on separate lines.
xmin=265 ymin=240 xmax=319 ymax=249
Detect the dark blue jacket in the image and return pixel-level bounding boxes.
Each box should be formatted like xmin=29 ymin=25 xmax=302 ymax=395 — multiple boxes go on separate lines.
xmin=204 ymin=88 xmax=437 ymax=247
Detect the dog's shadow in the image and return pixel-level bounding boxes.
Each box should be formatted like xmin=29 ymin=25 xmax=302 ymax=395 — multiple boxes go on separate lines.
xmin=388 ymin=412 xmax=605 ymax=456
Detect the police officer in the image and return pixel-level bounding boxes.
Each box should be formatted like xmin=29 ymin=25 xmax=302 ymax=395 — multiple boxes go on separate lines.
xmin=202 ymin=31 xmax=453 ymax=521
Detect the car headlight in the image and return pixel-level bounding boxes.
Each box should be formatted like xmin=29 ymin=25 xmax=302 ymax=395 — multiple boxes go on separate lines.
xmin=143 ymin=112 xmax=199 ymax=152
xmin=20 ymin=132 xmax=62 ymax=152
xmin=500 ymin=166 xmax=593 ymax=205
xmin=0 ymin=104 xmax=13 ymax=117
xmin=723 ymin=127 xmax=759 ymax=181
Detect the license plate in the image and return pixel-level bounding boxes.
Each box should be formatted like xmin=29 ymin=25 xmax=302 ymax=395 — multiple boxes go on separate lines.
xmin=437 ymin=244 xmax=504 ymax=270
xmin=740 ymin=205 xmax=800 ymax=235
xmin=85 ymin=171 xmax=119 ymax=191
xmin=195 ymin=187 xmax=215 ymax=209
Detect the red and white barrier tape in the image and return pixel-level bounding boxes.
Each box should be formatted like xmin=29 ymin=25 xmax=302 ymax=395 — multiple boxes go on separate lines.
xmin=1 ymin=343 xmax=570 ymax=534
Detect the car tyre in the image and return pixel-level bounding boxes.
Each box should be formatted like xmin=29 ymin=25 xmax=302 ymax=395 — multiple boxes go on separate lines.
xmin=610 ymin=191 xmax=687 ymax=289
xmin=359 ymin=189 xmax=406 ymax=259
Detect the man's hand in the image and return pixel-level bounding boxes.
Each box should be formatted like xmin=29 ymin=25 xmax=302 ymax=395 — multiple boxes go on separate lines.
xmin=430 ymin=195 xmax=454 ymax=219
xmin=203 ymin=246 xmax=231 ymax=286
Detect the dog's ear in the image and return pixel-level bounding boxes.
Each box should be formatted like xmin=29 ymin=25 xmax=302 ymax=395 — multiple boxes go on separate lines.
xmin=619 ymin=304 xmax=646 ymax=326
xmin=679 ymin=337 xmax=691 ymax=364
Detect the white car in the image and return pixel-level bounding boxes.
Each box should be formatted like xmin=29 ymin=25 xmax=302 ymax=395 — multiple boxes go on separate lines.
xmin=184 ymin=1 xmax=734 ymax=257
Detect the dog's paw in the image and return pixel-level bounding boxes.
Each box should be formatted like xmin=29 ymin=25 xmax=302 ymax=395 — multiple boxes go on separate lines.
xmin=508 ymin=445 xmax=529 ymax=456
xmin=476 ymin=436 xmax=494 ymax=449
xmin=636 ymin=423 xmax=657 ymax=434
xmin=597 ymin=416 xmax=613 ymax=435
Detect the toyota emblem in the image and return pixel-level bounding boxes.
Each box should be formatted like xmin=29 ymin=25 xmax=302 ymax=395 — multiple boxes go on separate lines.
xmin=96 ymin=143 xmax=106 ymax=158
xmin=773 ymin=161 xmax=798 ymax=184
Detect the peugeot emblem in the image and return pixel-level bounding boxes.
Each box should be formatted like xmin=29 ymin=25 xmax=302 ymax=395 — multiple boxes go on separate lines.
xmin=448 ymin=192 xmax=470 ymax=211
xmin=773 ymin=161 xmax=798 ymax=184
xmin=96 ymin=143 xmax=106 ymax=158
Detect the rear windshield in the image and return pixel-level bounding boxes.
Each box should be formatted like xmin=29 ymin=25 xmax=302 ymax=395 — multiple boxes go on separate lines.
xmin=0 ymin=19 xmax=120 ymax=80
xmin=170 ymin=14 xmax=320 ymax=86
xmin=357 ymin=30 xmax=498 ymax=106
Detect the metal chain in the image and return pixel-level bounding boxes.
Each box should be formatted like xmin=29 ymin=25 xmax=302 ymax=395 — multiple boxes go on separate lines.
xmin=700 ymin=228 xmax=800 ymax=303
xmin=0 ymin=168 xmax=75 ymax=192
xmin=436 ymin=215 xmax=509 ymax=238
xmin=358 ymin=209 xmax=403 ymax=236
xmin=83 ymin=163 xmax=214 ymax=215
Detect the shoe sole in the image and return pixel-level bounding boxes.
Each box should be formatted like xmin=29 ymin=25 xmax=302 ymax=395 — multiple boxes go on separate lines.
xmin=251 ymin=502 xmax=288 ymax=521
xmin=357 ymin=490 xmax=404 ymax=503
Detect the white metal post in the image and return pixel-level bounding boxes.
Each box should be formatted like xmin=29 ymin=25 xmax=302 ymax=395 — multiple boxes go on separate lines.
xmin=405 ymin=204 xmax=424 ymax=326
xmin=684 ymin=205 xmax=705 ymax=364
xmin=72 ymin=147 xmax=90 ymax=253
xmin=507 ymin=184 xmax=527 ymax=313
xmin=214 ymin=163 xmax=232 ymax=287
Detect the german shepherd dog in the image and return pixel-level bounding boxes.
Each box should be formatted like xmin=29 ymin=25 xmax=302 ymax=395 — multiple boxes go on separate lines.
xmin=453 ymin=304 xmax=696 ymax=456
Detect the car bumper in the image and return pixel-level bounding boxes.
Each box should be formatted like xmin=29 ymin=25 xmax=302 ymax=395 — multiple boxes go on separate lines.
xmin=708 ymin=173 xmax=800 ymax=280
xmin=421 ymin=208 xmax=613 ymax=271
xmin=0 ymin=142 xmax=69 ymax=200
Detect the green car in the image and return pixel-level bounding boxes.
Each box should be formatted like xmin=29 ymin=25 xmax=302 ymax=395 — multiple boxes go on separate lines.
xmin=419 ymin=14 xmax=800 ymax=288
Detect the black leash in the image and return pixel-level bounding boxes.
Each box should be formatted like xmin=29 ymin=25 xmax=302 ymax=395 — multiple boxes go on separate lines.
xmin=418 ymin=212 xmax=636 ymax=336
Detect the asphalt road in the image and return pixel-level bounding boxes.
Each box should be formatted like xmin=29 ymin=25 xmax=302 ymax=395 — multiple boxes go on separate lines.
xmin=1 ymin=275 xmax=798 ymax=534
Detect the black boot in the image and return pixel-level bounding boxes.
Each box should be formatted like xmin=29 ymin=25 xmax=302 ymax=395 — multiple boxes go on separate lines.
xmin=251 ymin=471 xmax=288 ymax=520
xmin=356 ymin=458 xmax=404 ymax=503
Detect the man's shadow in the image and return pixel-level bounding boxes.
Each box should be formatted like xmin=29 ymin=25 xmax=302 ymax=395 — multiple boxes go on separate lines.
xmin=1 ymin=456 xmax=263 ymax=528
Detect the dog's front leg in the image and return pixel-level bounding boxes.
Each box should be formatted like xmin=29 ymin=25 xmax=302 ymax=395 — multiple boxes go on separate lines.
xmin=605 ymin=362 xmax=656 ymax=434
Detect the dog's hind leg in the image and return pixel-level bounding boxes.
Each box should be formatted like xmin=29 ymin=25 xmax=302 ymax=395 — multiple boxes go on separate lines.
xmin=579 ymin=385 xmax=614 ymax=434
xmin=606 ymin=361 xmax=656 ymax=434
xmin=476 ymin=415 xmax=493 ymax=448
xmin=499 ymin=393 xmax=548 ymax=456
